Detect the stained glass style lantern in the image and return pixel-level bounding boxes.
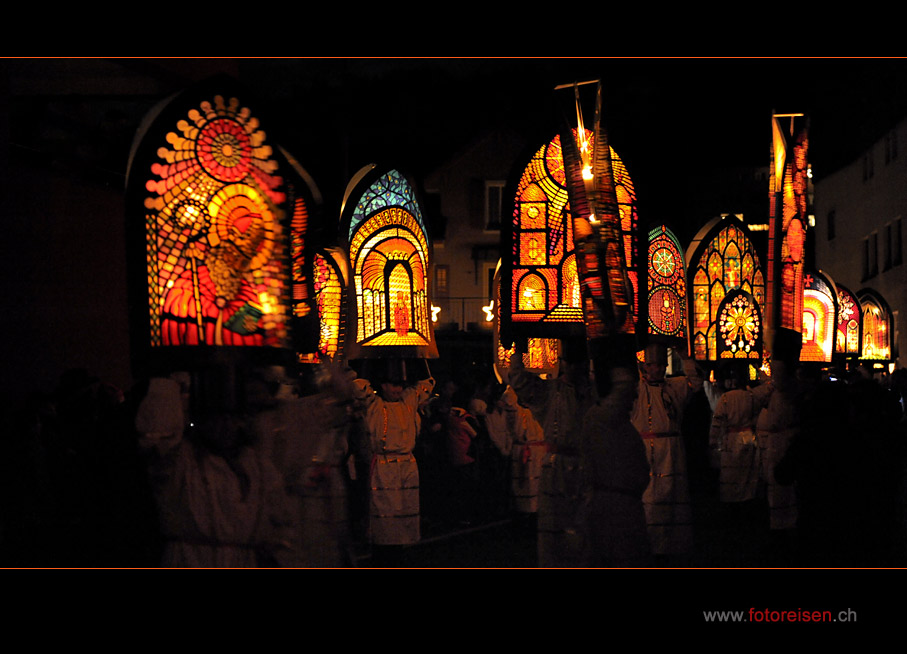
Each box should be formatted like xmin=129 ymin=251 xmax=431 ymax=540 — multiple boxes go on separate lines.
xmin=834 ymin=283 xmax=863 ymax=358
xmin=858 ymin=288 xmax=893 ymax=362
xmin=685 ymin=216 xmax=766 ymax=362
xmin=298 ymin=247 xmax=348 ymax=364
xmin=800 ymin=270 xmax=838 ymax=363
xmin=767 ymin=114 xmax=810 ymax=345
xmin=339 ymin=165 xmax=438 ymax=360
xmin=646 ymin=224 xmax=688 ymax=346
xmin=125 ymin=78 xmax=317 ymax=373
xmin=500 ymin=129 xmax=639 ymax=347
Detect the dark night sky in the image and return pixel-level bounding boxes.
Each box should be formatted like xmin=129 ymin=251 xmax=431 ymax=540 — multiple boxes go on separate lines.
xmin=130 ymin=57 xmax=907 ymax=237
xmin=9 ymin=56 xmax=907 ymax=209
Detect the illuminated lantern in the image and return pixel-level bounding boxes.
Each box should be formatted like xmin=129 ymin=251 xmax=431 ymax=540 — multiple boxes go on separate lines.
xmin=126 ymin=78 xmax=317 ymax=373
xmin=298 ymin=247 xmax=348 ymax=364
xmin=834 ymin=283 xmax=863 ymax=358
xmin=500 ymin=129 xmax=639 ymax=347
xmin=340 ymin=165 xmax=437 ymax=360
xmin=686 ymin=216 xmax=766 ymax=362
xmin=858 ymin=289 xmax=893 ymax=362
xmin=646 ymin=224 xmax=688 ymax=349
xmin=766 ymin=113 xmax=810 ymax=350
xmin=716 ymin=289 xmax=763 ymax=360
xmin=800 ymin=270 xmax=837 ymax=364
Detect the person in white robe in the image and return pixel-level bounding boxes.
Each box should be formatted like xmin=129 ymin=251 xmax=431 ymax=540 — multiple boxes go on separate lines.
xmin=134 ymin=372 xmax=294 ymax=568
xmin=353 ymin=368 xmax=434 ymax=553
xmin=630 ymin=344 xmax=703 ymax=558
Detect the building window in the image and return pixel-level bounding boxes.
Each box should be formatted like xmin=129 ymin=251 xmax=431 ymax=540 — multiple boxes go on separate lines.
xmin=435 ymin=264 xmax=449 ymax=296
xmin=863 ymin=233 xmax=879 ymax=280
xmin=485 ymin=180 xmax=505 ymax=231
xmin=886 ymin=130 xmax=899 ymax=164
xmin=884 ymin=223 xmax=893 ymax=271
xmin=827 ymin=210 xmax=836 ymax=240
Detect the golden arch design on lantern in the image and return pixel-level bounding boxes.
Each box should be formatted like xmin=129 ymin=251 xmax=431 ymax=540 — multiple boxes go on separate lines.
xmin=516 ymin=272 xmax=548 ymax=312
xmin=800 ymin=271 xmax=837 ymax=363
xmin=858 ymin=289 xmax=892 ymax=362
xmin=351 ymin=212 xmax=430 ymax=347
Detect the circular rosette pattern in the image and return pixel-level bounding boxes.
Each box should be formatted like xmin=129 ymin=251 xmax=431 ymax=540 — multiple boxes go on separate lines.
xmin=719 ymin=293 xmax=760 ymax=354
xmin=197 ymin=117 xmax=253 ymax=183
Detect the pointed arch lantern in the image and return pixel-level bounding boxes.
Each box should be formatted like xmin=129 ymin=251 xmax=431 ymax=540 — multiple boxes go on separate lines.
xmin=125 ymin=76 xmax=318 ymax=375
xmin=858 ymin=288 xmax=894 ymax=363
xmin=500 ymin=131 xmax=640 ymax=344
xmin=685 ymin=216 xmax=766 ymax=362
xmin=645 ymin=223 xmax=689 ymax=350
xmin=339 ymin=165 xmax=438 ymax=361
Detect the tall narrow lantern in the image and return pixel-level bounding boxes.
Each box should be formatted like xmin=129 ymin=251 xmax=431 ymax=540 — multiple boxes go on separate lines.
xmin=298 ymin=247 xmax=349 ymax=364
xmin=766 ymin=112 xmax=810 ymax=355
xmin=646 ymin=224 xmax=689 ymax=352
xmin=834 ymin=283 xmax=863 ymax=359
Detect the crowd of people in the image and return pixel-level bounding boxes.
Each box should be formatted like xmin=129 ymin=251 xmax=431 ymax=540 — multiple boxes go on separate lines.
xmin=4 ymin=336 xmax=907 ymax=568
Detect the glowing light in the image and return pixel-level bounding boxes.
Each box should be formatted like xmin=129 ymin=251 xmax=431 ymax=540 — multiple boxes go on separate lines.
xmin=139 ymin=92 xmax=291 ymax=349
xmin=689 ymin=219 xmax=764 ymax=361
xmin=647 ymin=226 xmax=686 ymax=339
xmin=507 ymin=130 xmax=636 ymax=329
xmin=483 ymin=300 xmax=495 ymax=322
xmin=258 ymin=291 xmax=275 ymax=314
xmin=431 ymin=305 xmax=441 ymax=322
xmin=348 ymin=174 xmax=431 ymax=348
